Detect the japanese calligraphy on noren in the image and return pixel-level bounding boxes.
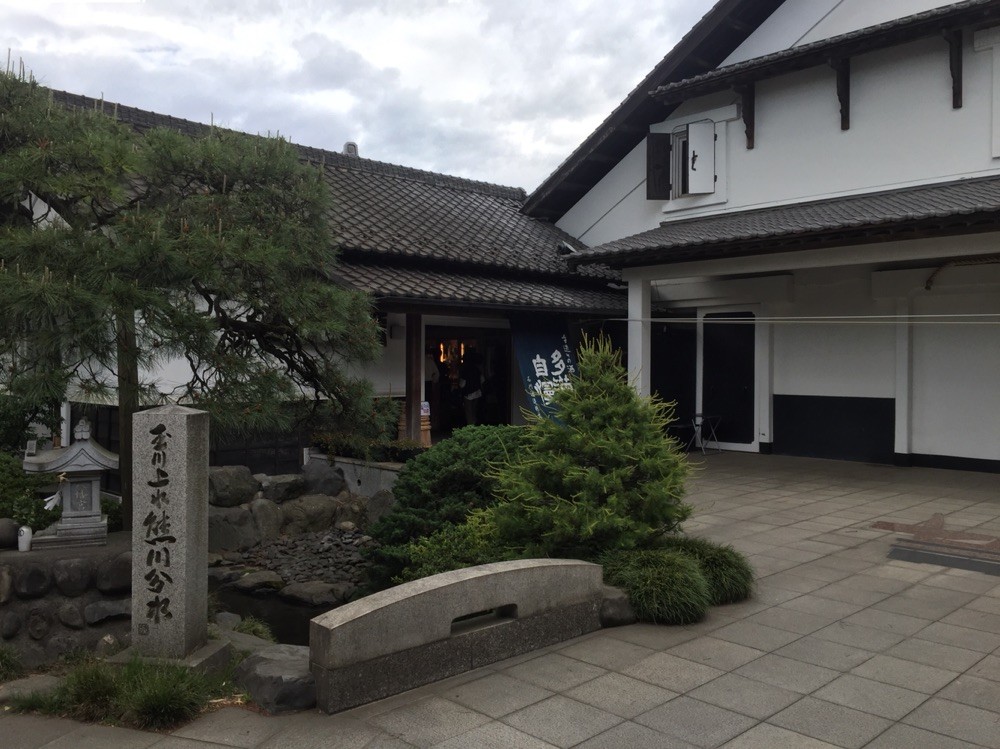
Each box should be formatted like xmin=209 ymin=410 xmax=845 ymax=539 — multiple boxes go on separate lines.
xmin=143 ymin=423 xmax=175 ymax=625
xmin=514 ymin=327 xmax=579 ymax=418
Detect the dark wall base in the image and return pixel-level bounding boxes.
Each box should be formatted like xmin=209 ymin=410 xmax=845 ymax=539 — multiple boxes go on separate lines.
xmin=773 ymin=395 xmax=895 ymax=464
xmin=759 ymin=441 xmax=773 ymax=455
xmin=900 ymin=453 xmax=1000 ymax=474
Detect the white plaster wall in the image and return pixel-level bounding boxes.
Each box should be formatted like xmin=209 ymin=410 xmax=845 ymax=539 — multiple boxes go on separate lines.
xmin=724 ymin=0 xmax=959 ymax=65
xmin=771 ymin=270 xmax=896 ymax=398
xmin=350 ymin=312 xmax=407 ymax=398
xmin=910 ymin=291 xmax=1000 ymax=461
xmin=558 ymin=31 xmax=999 ymax=247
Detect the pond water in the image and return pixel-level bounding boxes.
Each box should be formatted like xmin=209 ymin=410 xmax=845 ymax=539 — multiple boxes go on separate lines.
xmin=211 ymin=582 xmax=333 ymax=645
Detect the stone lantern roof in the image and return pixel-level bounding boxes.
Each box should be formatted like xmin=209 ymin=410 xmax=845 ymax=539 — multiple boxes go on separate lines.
xmin=23 ymin=418 xmax=119 ymax=475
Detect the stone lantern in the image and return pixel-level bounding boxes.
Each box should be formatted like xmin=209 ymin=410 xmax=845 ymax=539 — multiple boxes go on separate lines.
xmin=22 ymin=417 xmax=118 ymax=548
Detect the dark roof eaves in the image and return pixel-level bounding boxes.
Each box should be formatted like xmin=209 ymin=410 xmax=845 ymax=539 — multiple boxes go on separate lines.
xmin=652 ymin=0 xmax=1000 ymax=103
xmin=522 ymin=0 xmax=783 ymax=220
xmin=571 ymin=174 xmax=1000 ymax=267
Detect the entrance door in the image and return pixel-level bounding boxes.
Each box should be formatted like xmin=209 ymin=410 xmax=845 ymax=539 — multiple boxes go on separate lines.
xmin=701 ymin=311 xmax=756 ymax=447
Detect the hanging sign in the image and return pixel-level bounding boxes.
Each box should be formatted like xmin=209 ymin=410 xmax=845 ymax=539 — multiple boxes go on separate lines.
xmin=512 ymin=325 xmax=578 ymax=418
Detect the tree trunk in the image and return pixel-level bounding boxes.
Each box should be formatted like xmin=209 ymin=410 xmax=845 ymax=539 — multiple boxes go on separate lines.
xmin=116 ymin=311 xmax=139 ymax=531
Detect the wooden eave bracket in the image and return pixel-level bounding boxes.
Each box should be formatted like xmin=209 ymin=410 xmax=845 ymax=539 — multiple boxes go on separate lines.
xmin=735 ymin=83 xmax=755 ymax=149
xmin=944 ymin=28 xmax=963 ymax=108
xmin=830 ymin=58 xmax=850 ymax=130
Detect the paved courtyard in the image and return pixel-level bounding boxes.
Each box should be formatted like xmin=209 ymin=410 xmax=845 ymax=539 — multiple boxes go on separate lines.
xmin=4 ymin=453 xmax=1000 ymax=748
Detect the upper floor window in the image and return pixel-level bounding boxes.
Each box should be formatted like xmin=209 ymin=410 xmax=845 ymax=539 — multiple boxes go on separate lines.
xmin=647 ymin=120 xmax=716 ymax=200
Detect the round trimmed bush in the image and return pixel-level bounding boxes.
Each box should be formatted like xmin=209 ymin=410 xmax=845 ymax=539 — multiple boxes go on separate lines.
xmin=366 ymin=424 xmax=526 ymax=589
xmin=659 ymin=535 xmax=755 ymax=605
xmin=600 ymin=549 xmax=711 ymax=625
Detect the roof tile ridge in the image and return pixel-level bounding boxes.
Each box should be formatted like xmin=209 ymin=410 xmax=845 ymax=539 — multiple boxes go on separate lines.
xmin=47 ymin=89 xmax=526 ymax=203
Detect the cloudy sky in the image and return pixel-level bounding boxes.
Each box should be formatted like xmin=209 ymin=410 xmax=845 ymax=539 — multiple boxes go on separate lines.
xmin=2 ymin=0 xmax=715 ymax=191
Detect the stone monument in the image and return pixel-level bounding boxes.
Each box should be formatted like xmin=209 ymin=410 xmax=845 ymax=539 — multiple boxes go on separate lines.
xmin=22 ymin=417 xmax=116 ymax=548
xmin=129 ymin=405 xmax=223 ymax=665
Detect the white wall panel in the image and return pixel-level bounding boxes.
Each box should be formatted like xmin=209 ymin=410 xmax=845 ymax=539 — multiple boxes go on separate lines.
xmin=911 ymin=292 xmax=1000 ymax=460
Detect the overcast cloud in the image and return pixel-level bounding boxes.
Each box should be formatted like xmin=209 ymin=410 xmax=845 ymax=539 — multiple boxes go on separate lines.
xmin=2 ymin=0 xmax=714 ymax=191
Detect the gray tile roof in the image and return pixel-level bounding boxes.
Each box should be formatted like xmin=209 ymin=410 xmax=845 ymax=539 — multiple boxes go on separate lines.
xmin=335 ymin=261 xmax=626 ymax=314
xmin=574 ymin=175 xmax=1000 ymax=268
xmin=50 ymin=89 xmax=621 ymax=312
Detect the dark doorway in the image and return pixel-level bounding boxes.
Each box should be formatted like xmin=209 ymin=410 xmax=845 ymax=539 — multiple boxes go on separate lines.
xmin=426 ymin=326 xmax=511 ymax=436
xmin=702 ymin=311 xmax=755 ymax=445
xmin=651 ymin=309 xmax=697 ymax=422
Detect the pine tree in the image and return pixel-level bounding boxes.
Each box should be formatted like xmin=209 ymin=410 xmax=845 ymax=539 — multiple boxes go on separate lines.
xmin=492 ymin=335 xmax=691 ymax=558
xmin=0 ymin=67 xmax=381 ymax=525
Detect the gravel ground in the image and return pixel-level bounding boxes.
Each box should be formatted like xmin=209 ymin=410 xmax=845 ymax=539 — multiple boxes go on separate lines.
xmin=240 ymin=528 xmax=376 ymax=588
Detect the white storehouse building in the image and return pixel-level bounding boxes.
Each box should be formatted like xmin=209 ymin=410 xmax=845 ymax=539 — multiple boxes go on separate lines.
xmin=525 ymin=0 xmax=1000 ymax=472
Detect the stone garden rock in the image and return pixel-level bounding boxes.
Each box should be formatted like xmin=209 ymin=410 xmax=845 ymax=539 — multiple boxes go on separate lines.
xmin=599 ymin=584 xmax=636 ymax=627
xmin=57 ymin=602 xmax=85 ymax=629
xmin=95 ymin=633 xmax=123 ymax=657
xmin=281 ymin=494 xmax=337 ymax=535
xmin=333 ymin=493 xmax=367 ymax=528
xmin=84 ymin=597 xmax=132 ymax=625
xmin=45 ymin=634 xmax=77 ymax=659
xmin=53 ymin=558 xmax=94 ymax=597
xmin=215 ymin=612 xmax=242 ymax=630
xmin=278 ymin=581 xmax=340 ymax=607
xmin=95 ymin=552 xmax=132 ymax=594
xmin=232 ymin=570 xmax=284 ymax=593
xmin=26 ymin=607 xmax=51 ymax=640
xmin=209 ymin=466 xmax=260 ymax=507
xmin=0 ymin=674 xmax=63 ymax=705
xmin=1 ymin=610 xmax=22 ymax=639
xmin=366 ymin=489 xmax=395 ymax=525
xmin=0 ymin=565 xmax=11 ymax=605
xmin=13 ymin=563 xmax=52 ymax=598
xmin=302 ymin=459 xmax=345 ymax=497
xmin=241 ymin=528 xmax=375 ymax=590
xmin=218 ymin=629 xmax=275 ymax=655
xmin=0 ymin=518 xmax=18 ymax=549
xmin=234 ymin=644 xmax=316 ymax=713
xmin=209 ymin=505 xmax=258 ymax=552
xmin=249 ymin=498 xmax=283 ymax=545
xmin=261 ymin=474 xmax=307 ymax=504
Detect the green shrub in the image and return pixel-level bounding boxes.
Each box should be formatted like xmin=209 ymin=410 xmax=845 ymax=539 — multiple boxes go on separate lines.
xmin=11 ymin=656 xmax=216 ymax=730
xmin=0 ymin=452 xmax=53 ymax=518
xmin=394 ymin=509 xmax=521 ymax=584
xmin=493 ymin=336 xmax=691 ymax=559
xmin=119 ymin=659 xmax=209 ymax=730
xmin=233 ymin=615 xmax=276 ymax=642
xmin=366 ymin=424 xmax=527 ymax=589
xmin=601 ymin=549 xmax=711 ymax=625
xmin=101 ymin=494 xmax=124 ymax=533
xmin=10 ymin=489 xmax=61 ymax=531
xmin=658 ymin=535 xmax=755 ymax=605
xmin=0 ymin=644 xmax=23 ymax=682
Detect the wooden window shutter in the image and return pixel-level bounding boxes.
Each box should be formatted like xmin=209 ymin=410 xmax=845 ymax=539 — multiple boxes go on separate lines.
xmin=646 ymin=133 xmax=672 ymax=200
xmin=686 ymin=121 xmax=716 ymax=195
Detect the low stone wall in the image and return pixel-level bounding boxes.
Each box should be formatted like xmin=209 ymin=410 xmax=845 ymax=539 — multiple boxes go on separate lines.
xmin=0 ymin=533 xmax=132 ymax=668
xmin=310 ymin=559 xmax=604 ymax=713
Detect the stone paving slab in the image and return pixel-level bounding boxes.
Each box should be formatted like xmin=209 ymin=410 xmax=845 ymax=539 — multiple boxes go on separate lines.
xmin=6 ymin=453 xmax=1000 ymax=748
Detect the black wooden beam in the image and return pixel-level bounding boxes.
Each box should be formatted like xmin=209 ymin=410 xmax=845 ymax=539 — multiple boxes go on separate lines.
xmin=944 ymin=29 xmax=963 ymax=109
xmin=831 ymin=58 xmax=850 ymax=130
xmin=735 ymin=84 xmax=755 ymax=149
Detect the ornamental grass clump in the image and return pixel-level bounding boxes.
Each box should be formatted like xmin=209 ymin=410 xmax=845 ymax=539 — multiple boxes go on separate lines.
xmin=658 ymin=535 xmax=755 ymax=605
xmin=10 ymin=656 xmax=223 ymax=730
xmin=601 ymin=549 xmax=711 ymax=625
xmin=0 ymin=644 xmax=23 ymax=682
xmin=492 ymin=335 xmax=691 ymax=559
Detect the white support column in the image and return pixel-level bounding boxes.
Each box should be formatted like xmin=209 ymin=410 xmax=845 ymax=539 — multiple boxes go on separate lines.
xmin=628 ymin=279 xmax=651 ymax=396
xmin=894 ymin=297 xmax=912 ymax=458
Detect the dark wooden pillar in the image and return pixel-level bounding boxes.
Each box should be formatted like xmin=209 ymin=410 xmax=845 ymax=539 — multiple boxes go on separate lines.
xmin=404 ymin=312 xmax=422 ymax=441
